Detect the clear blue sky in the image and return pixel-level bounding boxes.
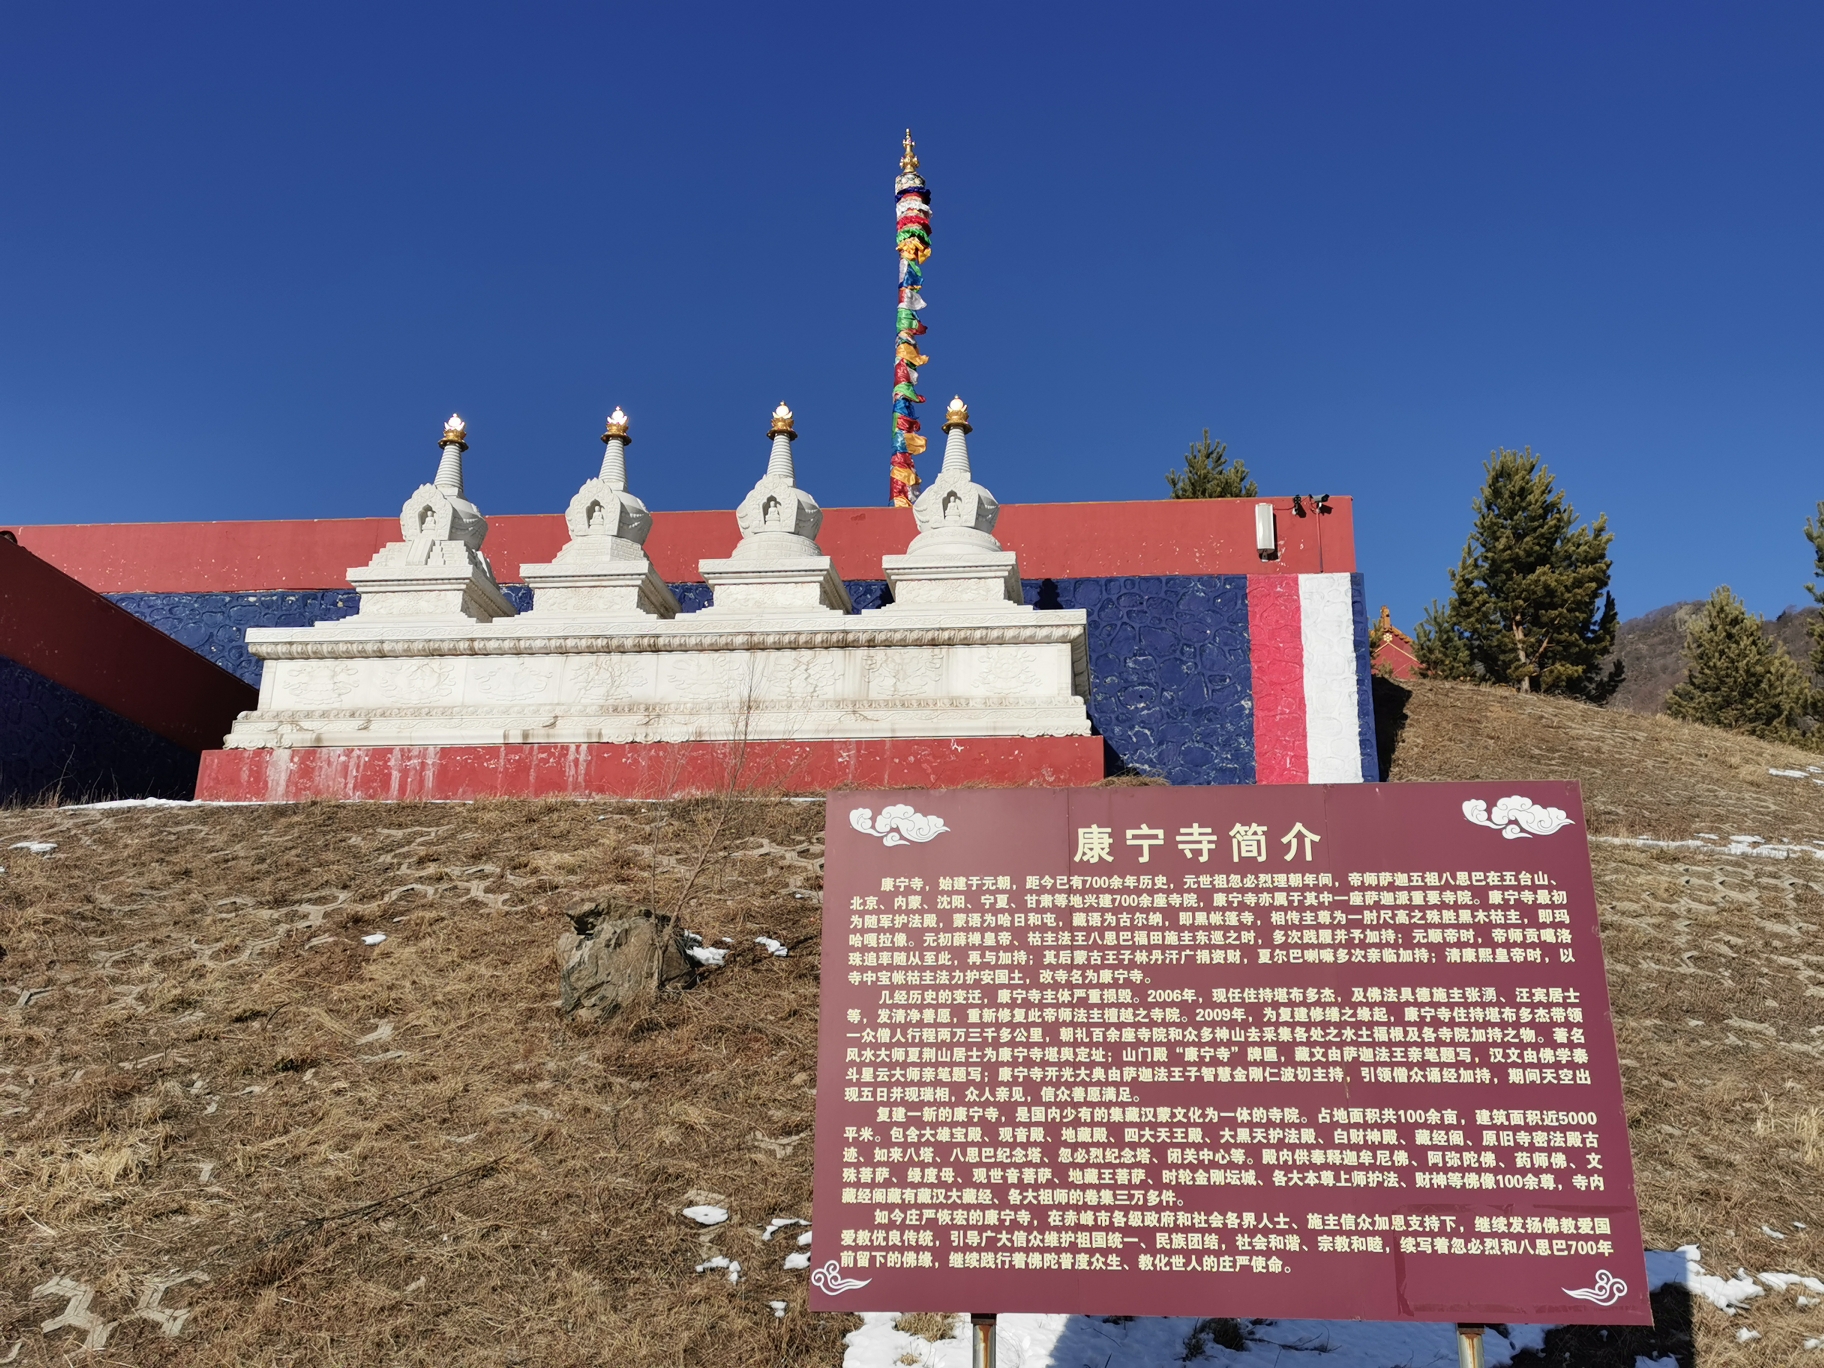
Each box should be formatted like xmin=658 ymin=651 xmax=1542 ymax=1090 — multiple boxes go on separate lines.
xmin=5 ymin=4 xmax=1821 ymax=629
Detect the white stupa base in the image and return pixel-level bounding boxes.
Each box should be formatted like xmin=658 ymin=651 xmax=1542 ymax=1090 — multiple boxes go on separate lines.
xmin=518 ymin=562 xmax=679 ymax=619
xmin=697 ymin=556 xmax=854 ymax=614
xmin=226 ymin=610 xmax=1090 ymax=749
xmin=880 ymin=550 xmax=1025 ymax=611
xmin=345 ymin=563 xmax=516 ymax=622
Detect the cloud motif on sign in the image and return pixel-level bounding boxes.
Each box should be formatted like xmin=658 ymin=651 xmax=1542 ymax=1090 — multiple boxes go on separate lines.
xmin=1563 ymin=1269 xmax=1627 ymax=1306
xmin=809 ymin=1259 xmax=872 ymax=1294
xmin=1463 ymin=795 xmax=1575 ymax=840
xmin=849 ymin=805 xmax=949 ymax=847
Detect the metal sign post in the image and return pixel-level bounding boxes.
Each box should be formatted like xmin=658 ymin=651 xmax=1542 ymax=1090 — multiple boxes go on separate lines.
xmin=1456 ymin=1324 xmax=1485 ymax=1368
xmin=970 ymin=1313 xmax=996 ymax=1368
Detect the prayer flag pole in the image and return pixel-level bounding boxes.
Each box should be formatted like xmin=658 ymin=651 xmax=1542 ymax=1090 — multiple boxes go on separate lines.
xmin=890 ymin=130 xmax=931 ymax=506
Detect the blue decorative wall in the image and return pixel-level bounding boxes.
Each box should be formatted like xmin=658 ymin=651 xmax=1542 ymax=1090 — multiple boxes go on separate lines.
xmin=110 ymin=591 xmax=363 ymax=687
xmin=1023 ymin=576 xmax=1256 ymax=786
xmin=106 ymin=573 xmax=1370 ymax=788
xmin=0 ymin=655 xmax=201 ymax=804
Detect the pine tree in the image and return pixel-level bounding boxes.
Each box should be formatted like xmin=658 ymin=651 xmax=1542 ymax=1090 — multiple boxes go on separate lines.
xmin=1414 ymin=448 xmax=1623 ymax=701
xmin=1166 ymin=430 xmax=1256 ymax=499
xmin=1805 ymin=501 xmax=1824 ymax=684
xmin=1666 ymin=587 xmax=1814 ymax=743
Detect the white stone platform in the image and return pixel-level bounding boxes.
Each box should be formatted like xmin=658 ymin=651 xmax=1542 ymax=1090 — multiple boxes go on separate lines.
xmin=228 ymin=610 xmax=1089 ymax=748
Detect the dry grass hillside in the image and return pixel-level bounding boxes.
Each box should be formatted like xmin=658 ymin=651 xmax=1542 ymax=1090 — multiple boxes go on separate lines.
xmin=0 ymin=678 xmax=1821 ymax=1366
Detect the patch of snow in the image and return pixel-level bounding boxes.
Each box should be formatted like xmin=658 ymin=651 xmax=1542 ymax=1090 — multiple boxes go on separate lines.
xmin=783 ymin=1251 xmax=810 ymax=1270
xmin=361 ymin=933 xmax=387 ymax=946
xmin=1595 ymin=834 xmax=1824 ymax=861
xmin=1736 ymin=1327 xmax=1761 ymax=1342
xmin=9 ymin=842 xmax=55 ymax=855
xmin=60 ymin=797 xmax=200 ymax=810
xmin=841 ymin=1313 xmax=1548 ymax=1368
xmin=694 ymin=1255 xmax=740 ymax=1283
xmin=797 ymin=1230 xmax=813 ymax=1246
xmin=1770 ymin=769 xmax=1809 ymax=778
xmin=1647 ymin=1245 xmax=1764 ymax=1312
xmin=681 ymin=1205 xmax=728 ymax=1226
xmin=1807 ymin=1335 xmax=1824 ymax=1351
xmin=762 ymin=1217 xmax=808 ymax=1241
xmin=755 ymin=937 xmax=788 ymax=956
xmin=1761 ymin=1272 xmax=1824 ymax=1294
xmin=769 ymin=1300 xmax=787 ymax=1318
xmin=686 ymin=945 xmax=727 ymax=967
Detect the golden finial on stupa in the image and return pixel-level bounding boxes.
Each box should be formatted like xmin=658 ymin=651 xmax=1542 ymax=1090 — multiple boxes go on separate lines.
xmin=901 ymin=129 xmax=919 ymax=174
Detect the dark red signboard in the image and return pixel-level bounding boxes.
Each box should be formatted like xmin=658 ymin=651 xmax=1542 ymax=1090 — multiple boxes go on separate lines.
xmin=810 ymin=783 xmax=1649 ymax=1323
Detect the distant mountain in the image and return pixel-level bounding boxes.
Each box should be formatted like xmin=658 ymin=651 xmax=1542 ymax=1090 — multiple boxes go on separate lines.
xmin=1607 ymin=601 xmax=1820 ymax=714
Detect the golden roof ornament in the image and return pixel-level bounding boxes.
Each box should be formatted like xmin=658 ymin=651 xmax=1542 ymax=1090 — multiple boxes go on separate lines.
xmin=942 ymin=396 xmax=971 ymax=434
xmin=602 ymin=406 xmax=631 ymax=444
xmin=767 ymin=401 xmax=798 ymax=440
xmin=901 ymin=129 xmax=920 ymax=174
xmin=441 ymin=413 xmax=468 ymax=450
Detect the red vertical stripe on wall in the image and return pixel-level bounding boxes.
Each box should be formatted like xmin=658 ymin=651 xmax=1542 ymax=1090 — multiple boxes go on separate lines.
xmin=1249 ymin=575 xmax=1309 ymax=784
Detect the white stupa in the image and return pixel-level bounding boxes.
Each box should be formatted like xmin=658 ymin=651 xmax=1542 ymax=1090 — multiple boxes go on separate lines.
xmin=696 ymin=403 xmax=853 ymax=614
xmin=518 ymin=407 xmax=680 ymax=619
xmin=345 ymin=414 xmax=515 ymax=621
xmin=877 ymin=397 xmax=1027 ymax=612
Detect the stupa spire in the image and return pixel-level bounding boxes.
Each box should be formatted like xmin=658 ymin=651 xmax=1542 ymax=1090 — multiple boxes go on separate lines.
xmin=434 ymin=414 xmax=467 ymax=496
xmin=766 ymin=402 xmax=798 ymax=483
xmin=599 ymin=407 xmax=631 ymax=491
xmin=941 ymin=396 xmax=972 ymax=480
xmin=890 ymin=130 xmax=932 ymax=507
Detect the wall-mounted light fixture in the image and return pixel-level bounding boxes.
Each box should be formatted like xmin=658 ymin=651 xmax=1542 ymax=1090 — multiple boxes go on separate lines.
xmin=1254 ymin=502 xmax=1278 ymax=561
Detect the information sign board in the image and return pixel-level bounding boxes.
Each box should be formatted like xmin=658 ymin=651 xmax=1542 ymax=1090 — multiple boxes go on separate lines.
xmin=810 ymin=783 xmax=1650 ymax=1323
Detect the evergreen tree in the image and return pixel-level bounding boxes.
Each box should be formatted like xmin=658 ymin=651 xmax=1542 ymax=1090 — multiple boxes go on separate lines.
xmin=1166 ymin=430 xmax=1256 ymax=499
xmin=1666 ymin=586 xmax=1815 ymax=743
xmin=1806 ymin=501 xmax=1824 ymax=684
xmin=1414 ymin=448 xmax=1623 ymax=700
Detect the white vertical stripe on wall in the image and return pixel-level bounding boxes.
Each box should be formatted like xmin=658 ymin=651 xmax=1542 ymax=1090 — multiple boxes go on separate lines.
xmin=1299 ymin=573 xmax=1364 ymax=784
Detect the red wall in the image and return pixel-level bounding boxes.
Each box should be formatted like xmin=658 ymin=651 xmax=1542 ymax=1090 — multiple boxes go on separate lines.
xmin=0 ymin=538 xmax=258 ymax=752
xmin=196 ymin=736 xmax=1106 ymax=802
xmin=11 ymin=497 xmax=1355 ymax=593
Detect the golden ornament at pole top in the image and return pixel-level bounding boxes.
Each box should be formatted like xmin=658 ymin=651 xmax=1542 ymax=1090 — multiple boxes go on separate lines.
xmin=901 ymin=129 xmax=919 ymax=174
xmin=601 ymin=406 xmax=631 ymax=445
xmin=768 ymin=401 xmax=798 ymax=441
xmin=441 ymin=413 xmax=469 ymax=450
xmin=942 ymin=396 xmax=972 ymax=434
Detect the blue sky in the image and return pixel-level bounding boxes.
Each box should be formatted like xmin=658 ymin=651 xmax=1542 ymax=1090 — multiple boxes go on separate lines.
xmin=4 ymin=3 xmax=1821 ymax=628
